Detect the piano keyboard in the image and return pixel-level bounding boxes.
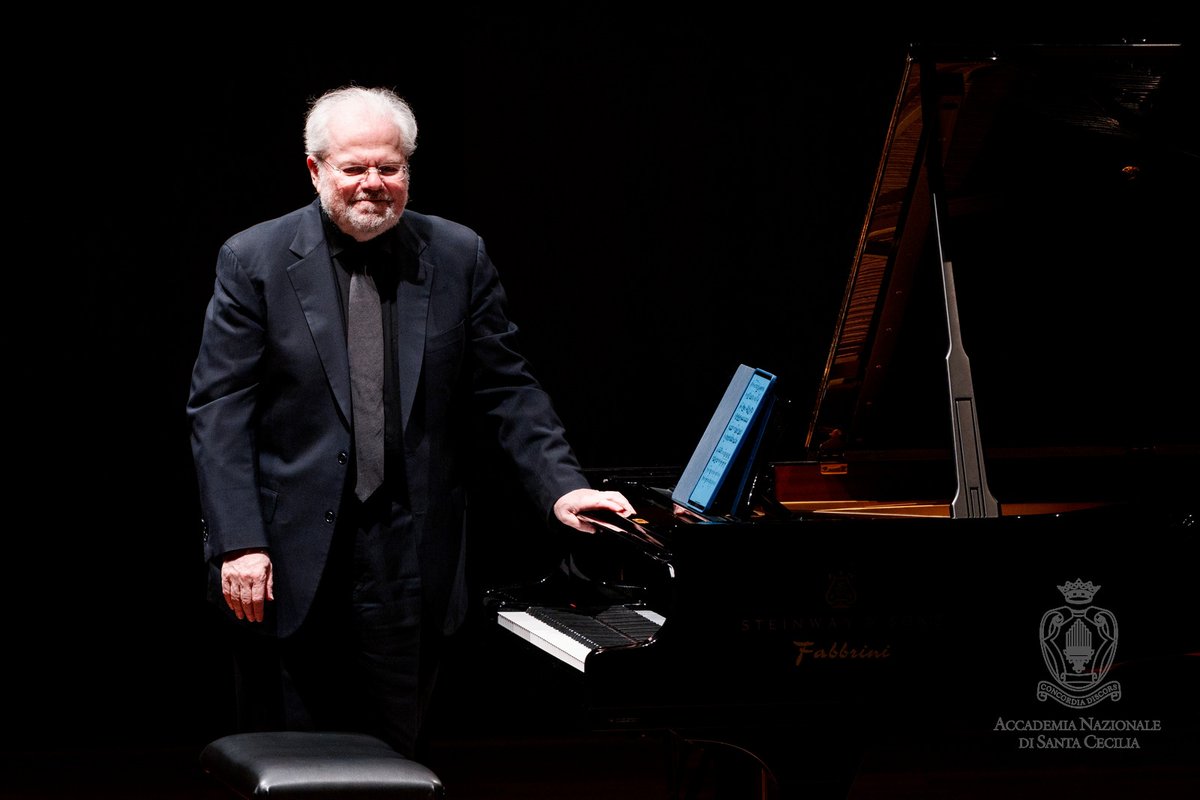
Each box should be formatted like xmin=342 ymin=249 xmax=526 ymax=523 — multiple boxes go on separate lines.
xmin=497 ymin=605 xmax=666 ymax=672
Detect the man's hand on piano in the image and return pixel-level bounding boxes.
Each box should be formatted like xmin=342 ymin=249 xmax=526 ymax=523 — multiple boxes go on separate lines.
xmin=552 ymin=488 xmax=636 ymax=533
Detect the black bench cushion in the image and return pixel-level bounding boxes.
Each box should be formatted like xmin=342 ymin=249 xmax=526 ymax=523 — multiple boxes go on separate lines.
xmin=200 ymin=731 xmax=444 ymax=798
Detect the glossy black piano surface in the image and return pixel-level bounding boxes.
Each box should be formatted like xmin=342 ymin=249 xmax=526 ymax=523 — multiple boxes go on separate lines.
xmin=487 ymin=487 xmax=1197 ymax=795
xmin=485 ymin=42 xmax=1199 ymax=799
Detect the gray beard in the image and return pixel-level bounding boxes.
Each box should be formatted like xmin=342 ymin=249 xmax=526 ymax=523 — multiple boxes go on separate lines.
xmin=318 ymin=187 xmax=403 ymax=241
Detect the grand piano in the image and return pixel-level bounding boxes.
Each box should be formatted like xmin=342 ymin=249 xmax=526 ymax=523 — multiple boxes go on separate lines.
xmin=485 ymin=42 xmax=1199 ymax=799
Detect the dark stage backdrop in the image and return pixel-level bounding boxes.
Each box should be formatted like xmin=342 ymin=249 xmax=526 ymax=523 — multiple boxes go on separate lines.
xmin=16 ymin=9 xmax=1195 ymax=759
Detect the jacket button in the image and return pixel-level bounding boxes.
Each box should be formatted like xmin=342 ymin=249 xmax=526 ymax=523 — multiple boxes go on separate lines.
xmin=338 ymin=451 xmax=348 ymax=464
xmin=324 ymin=510 xmax=336 ymax=524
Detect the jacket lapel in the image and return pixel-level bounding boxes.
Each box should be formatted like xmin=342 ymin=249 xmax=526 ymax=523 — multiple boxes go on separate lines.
xmin=396 ymin=221 xmax=430 ymax=431
xmin=287 ymin=202 xmax=353 ymax=426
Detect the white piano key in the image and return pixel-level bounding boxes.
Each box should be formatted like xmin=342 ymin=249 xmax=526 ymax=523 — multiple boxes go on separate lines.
xmin=497 ymin=610 xmax=590 ymax=672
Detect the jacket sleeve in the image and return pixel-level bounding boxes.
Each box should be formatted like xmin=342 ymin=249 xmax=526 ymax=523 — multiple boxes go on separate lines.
xmin=187 ymin=241 xmax=271 ymax=563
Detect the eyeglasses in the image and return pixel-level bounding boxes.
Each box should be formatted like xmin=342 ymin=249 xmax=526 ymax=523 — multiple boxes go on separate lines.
xmin=319 ymin=158 xmax=410 ymax=181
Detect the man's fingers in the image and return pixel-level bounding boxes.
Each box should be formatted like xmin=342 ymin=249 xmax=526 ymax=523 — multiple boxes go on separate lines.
xmin=221 ymin=552 xmax=273 ymax=622
xmin=223 ymin=577 xmax=264 ymax=621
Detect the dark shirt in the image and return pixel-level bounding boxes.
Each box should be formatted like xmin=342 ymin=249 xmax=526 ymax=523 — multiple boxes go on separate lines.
xmin=323 ymin=215 xmax=409 ymax=503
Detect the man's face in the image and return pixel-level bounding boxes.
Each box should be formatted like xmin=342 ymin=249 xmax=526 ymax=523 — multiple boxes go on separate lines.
xmin=307 ymin=107 xmax=410 ymax=241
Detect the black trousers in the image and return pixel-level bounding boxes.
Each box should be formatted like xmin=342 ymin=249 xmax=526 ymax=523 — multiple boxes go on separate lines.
xmin=227 ymin=493 xmax=443 ymax=759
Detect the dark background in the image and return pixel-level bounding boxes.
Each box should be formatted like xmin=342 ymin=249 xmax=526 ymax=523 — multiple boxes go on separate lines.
xmin=11 ymin=7 xmax=1197 ymax=794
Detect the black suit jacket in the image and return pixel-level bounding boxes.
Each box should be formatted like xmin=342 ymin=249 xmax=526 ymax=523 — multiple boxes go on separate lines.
xmin=188 ymin=199 xmax=588 ymax=637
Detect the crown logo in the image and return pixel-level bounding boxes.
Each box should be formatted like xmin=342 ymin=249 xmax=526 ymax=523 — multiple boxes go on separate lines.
xmin=1058 ymin=578 xmax=1100 ymax=605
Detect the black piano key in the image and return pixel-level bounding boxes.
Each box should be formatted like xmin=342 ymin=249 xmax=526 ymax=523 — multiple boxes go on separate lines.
xmin=528 ymin=606 xmax=661 ymax=650
xmin=596 ymin=606 xmax=662 ymax=640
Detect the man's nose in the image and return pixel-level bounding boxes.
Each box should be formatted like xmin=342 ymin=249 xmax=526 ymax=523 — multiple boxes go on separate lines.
xmin=360 ymin=169 xmax=386 ymax=187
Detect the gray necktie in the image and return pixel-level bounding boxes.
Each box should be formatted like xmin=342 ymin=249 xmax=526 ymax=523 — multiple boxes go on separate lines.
xmin=349 ymin=267 xmax=385 ymax=501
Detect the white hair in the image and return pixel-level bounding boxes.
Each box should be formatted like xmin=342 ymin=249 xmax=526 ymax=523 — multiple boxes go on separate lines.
xmin=304 ymin=86 xmax=418 ymax=158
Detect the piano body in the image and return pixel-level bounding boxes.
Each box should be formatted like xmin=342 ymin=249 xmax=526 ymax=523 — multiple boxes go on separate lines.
xmin=486 ymin=42 xmax=1199 ymax=799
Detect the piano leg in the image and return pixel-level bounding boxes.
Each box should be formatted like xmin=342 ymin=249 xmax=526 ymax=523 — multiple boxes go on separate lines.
xmin=666 ymin=733 xmax=779 ymax=799
xmin=664 ymin=728 xmax=864 ymax=800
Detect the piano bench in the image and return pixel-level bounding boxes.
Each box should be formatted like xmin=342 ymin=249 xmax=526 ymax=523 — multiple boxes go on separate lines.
xmin=199 ymin=731 xmax=445 ymax=799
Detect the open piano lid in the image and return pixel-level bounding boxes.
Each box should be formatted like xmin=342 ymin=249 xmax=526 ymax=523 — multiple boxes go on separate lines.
xmin=778 ymin=41 xmax=1199 ymax=518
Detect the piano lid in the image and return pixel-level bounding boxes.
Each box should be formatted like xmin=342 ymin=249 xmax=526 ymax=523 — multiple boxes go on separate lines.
xmin=803 ymin=42 xmax=1198 ymax=472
